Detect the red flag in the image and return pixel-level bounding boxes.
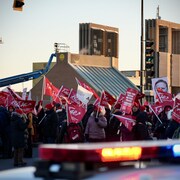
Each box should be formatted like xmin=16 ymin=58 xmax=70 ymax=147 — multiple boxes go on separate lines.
xmin=0 ymin=91 xmax=9 ymax=107
xmin=113 ymin=114 xmax=136 ymax=131
xmin=68 ymin=89 xmax=85 ymax=108
xmin=76 ymin=78 xmax=100 ymax=100
xmin=120 ymin=88 xmax=139 ymax=114
xmin=100 ymin=90 xmax=116 ymax=106
xmin=172 ymin=98 xmax=180 ymax=123
xmin=7 ymin=87 xmax=23 ymax=100
xmin=16 ymin=99 xmax=36 ymax=114
xmin=116 ymin=93 xmax=126 ymax=105
xmin=67 ymin=103 xmax=86 ymax=124
xmin=150 ymin=103 xmax=164 ymax=115
xmin=43 ymin=77 xmax=59 ymax=101
xmin=156 ymin=88 xmax=173 ymax=104
xmin=54 ymin=85 xmax=71 ymax=103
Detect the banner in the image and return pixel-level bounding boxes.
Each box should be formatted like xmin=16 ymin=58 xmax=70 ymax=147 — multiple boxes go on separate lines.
xmin=67 ymin=103 xmax=86 ymax=124
xmin=152 ymin=77 xmax=168 ymax=102
xmin=120 ymin=88 xmax=139 ymax=114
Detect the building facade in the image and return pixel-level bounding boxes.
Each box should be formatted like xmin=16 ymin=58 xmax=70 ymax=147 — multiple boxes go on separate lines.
xmin=79 ymin=23 xmax=119 ymax=58
xmin=145 ymin=19 xmax=180 ymax=98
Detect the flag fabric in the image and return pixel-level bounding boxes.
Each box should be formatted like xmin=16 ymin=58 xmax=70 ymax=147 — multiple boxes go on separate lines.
xmin=100 ymin=90 xmax=116 ymax=106
xmin=120 ymin=88 xmax=139 ymax=114
xmin=77 ymin=84 xmax=93 ymax=104
xmin=16 ymin=99 xmax=36 ymax=114
xmin=7 ymin=87 xmax=23 ymax=100
xmin=0 ymin=91 xmax=9 ymax=107
xmin=27 ymin=91 xmax=32 ymax=100
xmin=66 ymin=102 xmax=86 ymax=124
xmin=115 ymin=93 xmax=126 ymax=106
xmin=75 ymin=78 xmax=99 ymax=99
xmin=22 ymin=88 xmax=27 ymax=100
xmin=112 ymin=114 xmax=136 ymax=131
xmin=58 ymin=85 xmax=71 ymax=98
xmin=43 ymin=77 xmax=59 ymax=101
xmin=68 ymin=89 xmax=84 ymax=107
xmin=172 ymin=98 xmax=180 ymax=123
xmin=149 ymin=103 xmax=164 ymax=115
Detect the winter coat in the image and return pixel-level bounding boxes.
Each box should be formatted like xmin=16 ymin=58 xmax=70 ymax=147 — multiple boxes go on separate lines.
xmin=11 ymin=112 xmax=29 ymax=148
xmin=165 ymin=120 xmax=179 ymax=139
xmin=107 ymin=110 xmax=122 ymax=141
xmin=132 ymin=112 xmax=152 ymax=141
xmin=56 ymin=109 xmax=67 ymax=128
xmin=85 ymin=112 xmax=107 ymax=140
xmin=43 ymin=109 xmax=58 ymax=138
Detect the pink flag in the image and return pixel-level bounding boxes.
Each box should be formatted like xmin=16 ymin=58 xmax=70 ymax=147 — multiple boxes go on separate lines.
xmin=68 ymin=89 xmax=85 ymax=107
xmin=16 ymin=99 xmax=36 ymax=114
xmin=156 ymin=88 xmax=173 ymax=105
xmin=113 ymin=114 xmax=136 ymax=131
xmin=54 ymin=85 xmax=71 ymax=103
xmin=172 ymin=98 xmax=180 ymax=123
xmin=150 ymin=103 xmax=164 ymax=115
xmin=7 ymin=87 xmax=23 ymax=100
xmin=120 ymin=88 xmax=139 ymax=114
xmin=116 ymin=93 xmax=126 ymax=105
xmin=0 ymin=91 xmax=9 ymax=107
xmin=67 ymin=103 xmax=86 ymax=124
xmin=100 ymin=90 xmax=116 ymax=106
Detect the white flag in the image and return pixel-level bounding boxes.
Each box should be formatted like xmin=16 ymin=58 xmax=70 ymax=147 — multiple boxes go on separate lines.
xmin=77 ymin=84 xmax=93 ymax=104
xmin=28 ymin=91 xmax=32 ymax=100
xmin=22 ymin=88 xmax=27 ymax=100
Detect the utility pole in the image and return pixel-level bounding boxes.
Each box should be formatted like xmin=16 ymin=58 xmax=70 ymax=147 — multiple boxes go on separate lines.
xmin=140 ymin=0 xmax=144 ymax=94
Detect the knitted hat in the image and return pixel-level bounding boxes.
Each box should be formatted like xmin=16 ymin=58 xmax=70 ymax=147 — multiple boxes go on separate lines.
xmin=45 ymin=103 xmax=54 ymax=110
xmin=133 ymin=102 xmax=139 ymax=108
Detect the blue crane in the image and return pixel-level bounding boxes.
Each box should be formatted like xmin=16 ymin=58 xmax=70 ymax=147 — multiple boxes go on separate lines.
xmin=0 ymin=53 xmax=56 ymax=87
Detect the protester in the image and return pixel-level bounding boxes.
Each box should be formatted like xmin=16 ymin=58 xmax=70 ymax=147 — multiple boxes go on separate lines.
xmin=132 ymin=102 xmax=141 ymax=117
xmin=56 ymin=103 xmax=67 ymax=135
xmin=107 ymin=104 xmax=122 ymax=141
xmin=0 ymin=106 xmax=12 ymax=159
xmin=81 ymin=104 xmax=95 ymax=132
xmin=132 ymin=112 xmax=153 ymax=140
xmin=42 ymin=103 xmax=58 ymax=144
xmin=11 ymin=108 xmax=29 ymax=166
xmin=165 ymin=109 xmax=179 ymax=139
xmin=24 ymin=111 xmax=35 ymax=158
xmin=153 ymin=105 xmax=172 ymax=139
xmin=85 ymin=106 xmax=107 ymax=142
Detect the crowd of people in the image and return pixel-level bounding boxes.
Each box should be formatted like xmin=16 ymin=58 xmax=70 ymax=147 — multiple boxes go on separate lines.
xmin=0 ymin=98 xmax=180 ymax=167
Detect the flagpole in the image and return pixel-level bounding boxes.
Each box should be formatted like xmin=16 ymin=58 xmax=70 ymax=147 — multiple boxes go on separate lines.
xmin=148 ymin=104 xmax=163 ymax=124
xmin=41 ymin=76 xmax=45 ymax=101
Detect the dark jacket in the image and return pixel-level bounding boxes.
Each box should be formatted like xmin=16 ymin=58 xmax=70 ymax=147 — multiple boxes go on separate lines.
xmin=11 ymin=112 xmax=28 ymax=148
xmin=43 ymin=109 xmax=58 ymax=138
xmin=132 ymin=112 xmax=152 ymax=141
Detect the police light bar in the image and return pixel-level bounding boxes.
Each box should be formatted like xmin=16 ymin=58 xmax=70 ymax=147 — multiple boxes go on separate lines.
xmin=39 ymin=140 xmax=180 ymax=163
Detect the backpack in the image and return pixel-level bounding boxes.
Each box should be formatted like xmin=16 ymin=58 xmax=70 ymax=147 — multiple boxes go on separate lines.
xmin=172 ymin=126 xmax=180 ymax=139
xmin=66 ymin=123 xmax=84 ymax=143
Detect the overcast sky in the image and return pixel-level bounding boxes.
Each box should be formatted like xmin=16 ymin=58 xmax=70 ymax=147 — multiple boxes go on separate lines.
xmin=0 ymin=0 xmax=180 ymax=91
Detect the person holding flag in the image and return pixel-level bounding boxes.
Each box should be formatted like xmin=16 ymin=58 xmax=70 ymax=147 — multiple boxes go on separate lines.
xmin=85 ymin=106 xmax=107 ymax=142
xmin=132 ymin=112 xmax=153 ymax=140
